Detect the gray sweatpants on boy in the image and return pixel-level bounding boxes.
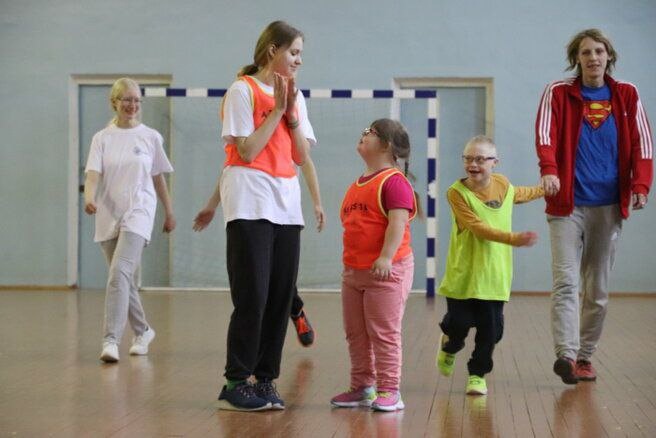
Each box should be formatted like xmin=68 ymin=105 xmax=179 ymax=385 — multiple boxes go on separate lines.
xmin=547 ymin=205 xmax=622 ymax=361
xmin=100 ymin=231 xmax=149 ymax=344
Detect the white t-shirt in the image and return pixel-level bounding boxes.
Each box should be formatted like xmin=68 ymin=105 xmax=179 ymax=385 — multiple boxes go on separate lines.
xmin=220 ymin=77 xmax=316 ymax=226
xmin=85 ymin=123 xmax=173 ymax=243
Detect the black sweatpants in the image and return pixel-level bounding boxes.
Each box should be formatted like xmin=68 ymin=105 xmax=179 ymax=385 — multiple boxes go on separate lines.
xmin=291 ymin=287 xmax=304 ymax=317
xmin=439 ymin=298 xmax=505 ymax=377
xmin=224 ymin=219 xmax=301 ymax=381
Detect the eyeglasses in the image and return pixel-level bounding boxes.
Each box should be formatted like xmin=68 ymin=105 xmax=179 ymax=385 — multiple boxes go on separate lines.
xmin=362 ymin=127 xmax=379 ymax=138
xmin=117 ymin=97 xmax=143 ymax=104
xmin=462 ymin=155 xmax=497 ymax=164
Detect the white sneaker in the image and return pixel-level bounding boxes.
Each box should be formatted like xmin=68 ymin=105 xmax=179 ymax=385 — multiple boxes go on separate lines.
xmin=100 ymin=342 xmax=119 ymax=363
xmin=129 ymin=327 xmax=156 ymax=355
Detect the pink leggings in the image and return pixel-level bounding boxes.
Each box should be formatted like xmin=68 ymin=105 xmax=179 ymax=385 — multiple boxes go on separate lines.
xmin=341 ymin=255 xmax=414 ymax=391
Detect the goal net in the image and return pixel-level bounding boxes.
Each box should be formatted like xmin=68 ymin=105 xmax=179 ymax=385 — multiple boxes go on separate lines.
xmin=138 ymin=87 xmax=437 ymax=294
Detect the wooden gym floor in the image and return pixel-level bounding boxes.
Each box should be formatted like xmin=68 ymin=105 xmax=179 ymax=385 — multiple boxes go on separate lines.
xmin=0 ymin=290 xmax=655 ymax=437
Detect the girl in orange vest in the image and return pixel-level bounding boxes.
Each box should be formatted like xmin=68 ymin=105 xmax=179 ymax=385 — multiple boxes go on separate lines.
xmin=209 ymin=21 xmax=316 ymax=411
xmin=331 ymin=119 xmax=420 ymax=412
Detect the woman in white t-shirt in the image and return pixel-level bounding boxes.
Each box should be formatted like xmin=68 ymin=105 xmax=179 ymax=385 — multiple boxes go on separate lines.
xmin=203 ymin=21 xmax=316 ymax=411
xmin=84 ymin=77 xmax=176 ymax=363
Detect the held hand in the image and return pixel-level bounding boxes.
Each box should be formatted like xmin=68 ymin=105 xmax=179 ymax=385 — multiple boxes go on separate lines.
xmin=515 ymin=231 xmax=538 ymax=247
xmin=541 ymin=175 xmax=560 ymax=197
xmin=192 ymin=208 xmax=215 ymax=232
xmin=285 ymin=75 xmax=298 ymax=121
xmin=273 ymin=73 xmax=288 ymax=113
xmin=632 ymin=193 xmax=648 ymax=210
xmin=163 ymin=215 xmax=176 ymax=233
xmin=371 ymin=257 xmax=393 ymax=281
xmin=314 ymin=205 xmax=325 ymax=232
xmin=84 ymin=202 xmax=97 ymax=215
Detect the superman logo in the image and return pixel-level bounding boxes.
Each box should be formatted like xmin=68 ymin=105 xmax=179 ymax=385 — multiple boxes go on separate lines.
xmin=583 ymin=100 xmax=611 ymax=129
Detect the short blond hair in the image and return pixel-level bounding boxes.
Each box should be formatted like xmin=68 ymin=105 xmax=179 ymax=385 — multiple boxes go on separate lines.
xmin=108 ymin=77 xmax=141 ymax=125
xmin=464 ymin=135 xmax=497 ymax=156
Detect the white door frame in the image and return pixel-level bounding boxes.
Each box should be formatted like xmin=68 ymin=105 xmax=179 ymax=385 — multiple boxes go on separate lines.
xmin=391 ymin=77 xmax=495 ymax=208
xmin=392 ymin=77 xmax=494 ymax=136
xmin=67 ymin=74 xmax=172 ymax=287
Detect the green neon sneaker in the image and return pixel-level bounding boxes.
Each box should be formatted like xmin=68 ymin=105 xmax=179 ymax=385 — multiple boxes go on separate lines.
xmin=466 ymin=375 xmax=487 ymax=395
xmin=436 ymin=333 xmax=456 ymax=376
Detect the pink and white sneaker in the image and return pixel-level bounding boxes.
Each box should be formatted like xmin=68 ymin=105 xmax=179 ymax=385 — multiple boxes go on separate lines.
xmin=371 ymin=390 xmax=405 ymax=412
xmin=330 ymin=386 xmax=376 ymax=408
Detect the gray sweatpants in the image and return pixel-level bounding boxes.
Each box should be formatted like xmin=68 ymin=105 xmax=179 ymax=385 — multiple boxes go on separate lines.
xmin=100 ymin=231 xmax=149 ymax=344
xmin=547 ymin=205 xmax=622 ymax=361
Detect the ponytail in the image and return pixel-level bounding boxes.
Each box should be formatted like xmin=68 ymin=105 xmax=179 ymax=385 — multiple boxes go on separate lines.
xmin=238 ymin=63 xmax=259 ymax=77
xmin=371 ymin=118 xmax=424 ymax=220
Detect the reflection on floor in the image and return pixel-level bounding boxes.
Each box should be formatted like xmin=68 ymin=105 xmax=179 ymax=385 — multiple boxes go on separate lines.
xmin=1 ymin=290 xmax=655 ymax=437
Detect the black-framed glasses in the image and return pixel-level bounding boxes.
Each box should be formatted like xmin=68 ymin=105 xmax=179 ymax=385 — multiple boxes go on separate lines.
xmin=462 ymin=155 xmax=497 ymax=164
xmin=362 ymin=127 xmax=379 ymax=138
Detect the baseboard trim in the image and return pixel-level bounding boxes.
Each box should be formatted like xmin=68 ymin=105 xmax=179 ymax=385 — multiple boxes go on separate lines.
xmin=0 ymin=285 xmax=75 ymax=291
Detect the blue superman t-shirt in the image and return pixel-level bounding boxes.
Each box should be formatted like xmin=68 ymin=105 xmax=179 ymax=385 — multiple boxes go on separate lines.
xmin=574 ymin=84 xmax=619 ymax=206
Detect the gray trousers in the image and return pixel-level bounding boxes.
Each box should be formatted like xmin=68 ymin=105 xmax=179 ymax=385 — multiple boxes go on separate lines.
xmin=548 ymin=205 xmax=622 ymax=361
xmin=100 ymin=231 xmax=149 ymax=344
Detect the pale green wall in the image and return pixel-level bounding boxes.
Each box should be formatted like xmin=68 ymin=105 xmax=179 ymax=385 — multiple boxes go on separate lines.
xmin=1 ymin=0 xmax=654 ymax=291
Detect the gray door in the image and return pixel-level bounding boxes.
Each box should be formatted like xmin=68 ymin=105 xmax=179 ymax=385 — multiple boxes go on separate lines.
xmin=401 ymin=87 xmax=486 ymax=288
xmin=78 ymin=84 xmax=171 ymax=289
xmin=434 ymin=88 xmax=486 ymax=282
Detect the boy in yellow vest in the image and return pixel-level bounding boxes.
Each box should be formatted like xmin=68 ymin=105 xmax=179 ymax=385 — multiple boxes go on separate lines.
xmin=436 ymin=135 xmax=544 ymax=395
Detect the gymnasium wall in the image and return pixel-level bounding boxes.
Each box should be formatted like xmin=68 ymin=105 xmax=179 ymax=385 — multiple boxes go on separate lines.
xmin=1 ymin=0 xmax=654 ymax=291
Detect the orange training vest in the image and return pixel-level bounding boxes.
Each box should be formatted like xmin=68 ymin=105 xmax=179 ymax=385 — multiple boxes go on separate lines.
xmin=223 ymin=75 xmax=298 ymax=178
xmin=341 ymin=168 xmax=416 ymax=269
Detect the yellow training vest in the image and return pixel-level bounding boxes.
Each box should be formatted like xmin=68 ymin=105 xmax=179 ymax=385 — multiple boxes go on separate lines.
xmin=438 ymin=180 xmax=514 ymax=301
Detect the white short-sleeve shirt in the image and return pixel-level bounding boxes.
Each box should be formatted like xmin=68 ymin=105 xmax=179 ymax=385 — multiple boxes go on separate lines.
xmin=85 ymin=123 xmax=173 ymax=243
xmin=220 ymin=77 xmax=316 ymax=226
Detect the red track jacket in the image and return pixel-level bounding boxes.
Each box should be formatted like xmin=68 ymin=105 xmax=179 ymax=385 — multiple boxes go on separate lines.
xmin=535 ymin=75 xmax=653 ymax=219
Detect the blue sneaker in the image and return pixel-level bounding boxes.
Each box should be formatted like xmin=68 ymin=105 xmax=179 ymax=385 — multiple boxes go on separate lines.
xmin=254 ymin=379 xmax=285 ymax=410
xmin=217 ymin=382 xmax=271 ymax=411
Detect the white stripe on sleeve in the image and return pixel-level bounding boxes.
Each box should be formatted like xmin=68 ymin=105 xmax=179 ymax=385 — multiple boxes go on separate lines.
xmin=636 ymin=98 xmax=653 ymax=159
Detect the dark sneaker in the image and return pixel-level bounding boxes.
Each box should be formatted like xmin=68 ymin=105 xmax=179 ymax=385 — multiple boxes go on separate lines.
xmin=553 ymin=357 xmax=578 ymax=385
xmin=291 ymin=309 xmax=315 ymax=347
xmin=575 ymin=359 xmax=597 ymax=381
xmin=254 ymin=379 xmax=285 ymax=410
xmin=217 ymin=383 xmax=271 ymax=411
